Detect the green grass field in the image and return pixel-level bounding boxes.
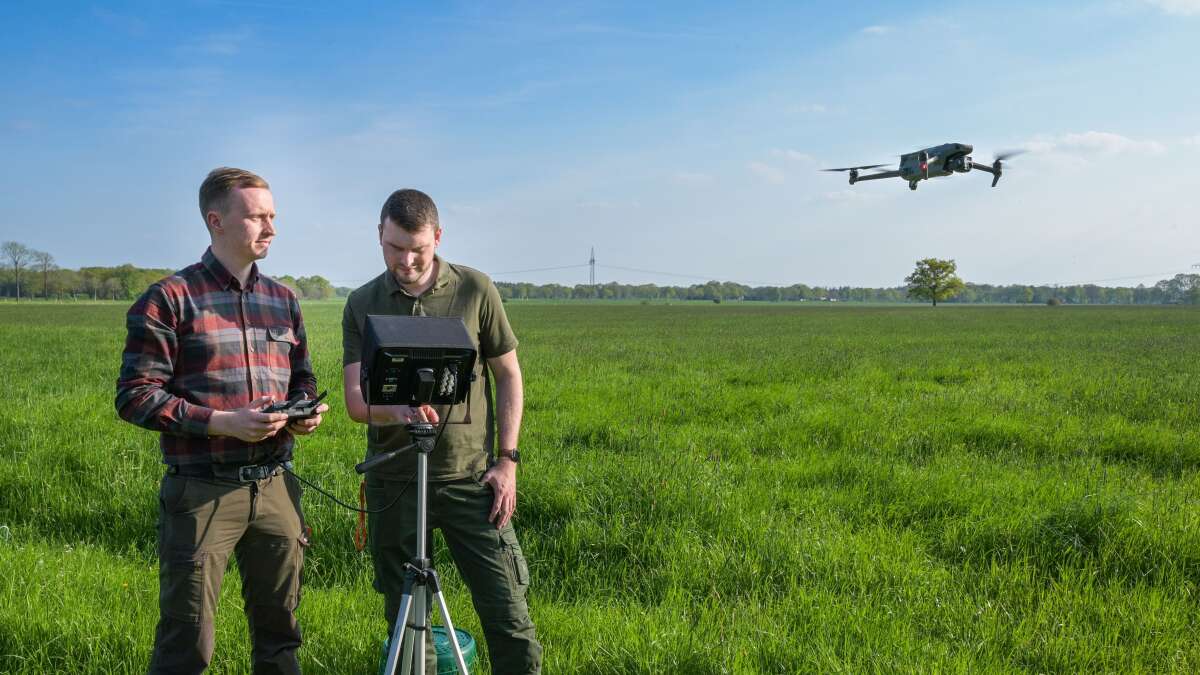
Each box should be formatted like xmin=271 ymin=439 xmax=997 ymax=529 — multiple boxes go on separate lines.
xmin=1 ymin=301 xmax=1198 ymax=673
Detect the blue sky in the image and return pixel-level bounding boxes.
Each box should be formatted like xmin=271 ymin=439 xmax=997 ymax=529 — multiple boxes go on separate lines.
xmin=1 ymin=1 xmax=1197 ymax=288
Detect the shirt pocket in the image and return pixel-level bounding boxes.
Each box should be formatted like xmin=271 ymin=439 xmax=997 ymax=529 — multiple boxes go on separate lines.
xmin=258 ymin=325 xmax=297 ymax=361
xmin=258 ymin=326 xmax=298 ymax=397
xmin=266 ymin=325 xmax=297 ymax=351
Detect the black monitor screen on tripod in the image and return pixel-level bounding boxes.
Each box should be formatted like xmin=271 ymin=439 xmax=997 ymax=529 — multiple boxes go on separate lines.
xmin=360 ymin=315 xmax=477 ymax=407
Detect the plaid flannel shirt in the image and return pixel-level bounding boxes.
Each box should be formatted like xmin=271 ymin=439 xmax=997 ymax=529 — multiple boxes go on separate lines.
xmin=116 ymin=248 xmax=317 ymax=466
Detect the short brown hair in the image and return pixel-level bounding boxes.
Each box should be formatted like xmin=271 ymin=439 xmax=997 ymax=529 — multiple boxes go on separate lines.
xmin=380 ymin=189 xmax=439 ymax=232
xmin=199 ymin=167 xmax=270 ymax=222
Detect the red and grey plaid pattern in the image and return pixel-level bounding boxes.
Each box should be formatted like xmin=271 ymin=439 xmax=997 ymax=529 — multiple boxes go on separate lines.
xmin=116 ymin=247 xmax=317 ymax=466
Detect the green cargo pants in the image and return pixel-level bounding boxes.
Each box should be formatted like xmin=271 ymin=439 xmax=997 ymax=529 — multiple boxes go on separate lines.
xmin=366 ymin=471 xmax=542 ymax=674
xmin=149 ymin=470 xmax=306 ymax=675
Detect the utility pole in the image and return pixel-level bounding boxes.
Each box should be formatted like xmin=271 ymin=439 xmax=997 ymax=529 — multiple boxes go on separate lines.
xmin=589 ymin=247 xmax=596 ymax=290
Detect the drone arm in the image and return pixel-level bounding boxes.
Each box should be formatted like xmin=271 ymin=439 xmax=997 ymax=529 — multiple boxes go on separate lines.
xmin=972 ymin=162 xmax=1001 ymax=187
xmin=852 ymin=170 xmax=901 ymax=183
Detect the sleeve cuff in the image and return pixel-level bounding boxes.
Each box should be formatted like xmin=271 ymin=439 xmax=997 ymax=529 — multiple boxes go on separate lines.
xmin=179 ymin=402 xmax=216 ymax=437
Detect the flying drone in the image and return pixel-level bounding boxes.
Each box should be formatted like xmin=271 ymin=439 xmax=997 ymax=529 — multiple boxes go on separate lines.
xmin=823 ymin=143 xmax=1025 ymax=191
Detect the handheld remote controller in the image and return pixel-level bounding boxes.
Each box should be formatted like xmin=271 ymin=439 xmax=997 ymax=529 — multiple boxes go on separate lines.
xmin=263 ymin=390 xmax=328 ymax=419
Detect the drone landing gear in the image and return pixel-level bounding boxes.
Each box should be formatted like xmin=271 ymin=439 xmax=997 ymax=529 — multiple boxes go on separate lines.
xmin=908 ymin=180 xmax=918 ymax=191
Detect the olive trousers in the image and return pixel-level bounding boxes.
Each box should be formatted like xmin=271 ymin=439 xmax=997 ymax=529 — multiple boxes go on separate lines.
xmin=366 ymin=472 xmax=541 ymax=674
xmin=149 ymin=471 xmax=306 ymax=674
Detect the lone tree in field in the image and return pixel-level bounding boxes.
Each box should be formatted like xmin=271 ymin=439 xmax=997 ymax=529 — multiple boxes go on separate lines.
xmin=32 ymin=250 xmax=56 ymax=299
xmin=905 ymin=257 xmax=965 ymax=306
xmin=2 ymin=241 xmax=33 ymax=300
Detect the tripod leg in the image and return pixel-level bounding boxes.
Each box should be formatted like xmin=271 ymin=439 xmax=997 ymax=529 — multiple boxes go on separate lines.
xmin=432 ymin=586 xmax=470 ymax=675
xmin=385 ymin=590 xmax=414 ymax=675
xmin=410 ymin=581 xmax=427 ymax=675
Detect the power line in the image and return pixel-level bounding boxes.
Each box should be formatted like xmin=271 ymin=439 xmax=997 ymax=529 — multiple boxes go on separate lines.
xmin=597 ymin=264 xmax=778 ymax=287
xmin=1034 ymin=268 xmax=1195 ymax=287
xmin=489 ymin=263 xmax=590 ymax=276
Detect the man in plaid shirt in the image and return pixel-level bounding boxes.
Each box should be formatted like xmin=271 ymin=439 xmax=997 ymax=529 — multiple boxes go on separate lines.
xmin=116 ymin=167 xmax=328 ymax=674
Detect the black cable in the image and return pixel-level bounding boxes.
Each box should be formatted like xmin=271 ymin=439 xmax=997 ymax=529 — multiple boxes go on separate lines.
xmin=283 ymin=399 xmax=455 ymax=515
xmin=284 ymin=434 xmax=412 ymax=514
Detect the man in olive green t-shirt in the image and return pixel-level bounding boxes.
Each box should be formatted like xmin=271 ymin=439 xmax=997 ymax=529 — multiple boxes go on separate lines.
xmin=342 ymin=188 xmax=541 ymax=674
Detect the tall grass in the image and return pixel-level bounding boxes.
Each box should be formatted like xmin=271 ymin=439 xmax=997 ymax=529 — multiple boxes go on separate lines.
xmin=1 ymin=302 xmax=1198 ymax=672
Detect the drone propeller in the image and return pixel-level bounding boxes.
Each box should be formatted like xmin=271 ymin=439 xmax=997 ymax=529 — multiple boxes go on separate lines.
xmin=985 ymin=149 xmax=1028 ymax=187
xmin=821 ymin=163 xmax=889 ymax=172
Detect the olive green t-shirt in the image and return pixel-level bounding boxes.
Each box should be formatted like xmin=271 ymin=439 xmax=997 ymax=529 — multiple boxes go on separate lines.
xmin=342 ymin=256 xmax=518 ymax=480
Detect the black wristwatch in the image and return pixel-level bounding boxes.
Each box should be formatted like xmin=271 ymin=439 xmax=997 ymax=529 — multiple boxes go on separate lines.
xmin=498 ymin=448 xmax=520 ymax=464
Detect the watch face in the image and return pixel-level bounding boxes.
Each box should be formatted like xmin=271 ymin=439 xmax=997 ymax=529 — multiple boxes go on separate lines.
xmin=502 ymin=449 xmax=520 ymax=463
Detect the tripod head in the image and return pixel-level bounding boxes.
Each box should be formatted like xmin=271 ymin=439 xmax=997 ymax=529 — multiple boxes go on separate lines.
xmin=354 ymin=421 xmax=438 ymax=474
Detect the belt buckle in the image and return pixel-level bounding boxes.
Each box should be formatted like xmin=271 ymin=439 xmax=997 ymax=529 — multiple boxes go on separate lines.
xmin=238 ymin=465 xmax=262 ymax=482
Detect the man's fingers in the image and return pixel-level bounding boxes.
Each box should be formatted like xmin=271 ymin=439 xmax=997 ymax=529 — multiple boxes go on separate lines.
xmin=489 ymin=490 xmax=516 ymax=528
xmin=498 ymin=498 xmax=510 ymax=528
xmin=248 ymin=395 xmax=275 ymax=410
xmin=489 ymin=494 xmax=502 ymax=524
xmin=420 ymin=405 xmax=440 ymax=424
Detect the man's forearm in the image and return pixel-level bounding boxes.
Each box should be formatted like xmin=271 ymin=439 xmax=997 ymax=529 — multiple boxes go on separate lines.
xmin=115 ymin=383 xmax=214 ymax=437
xmin=494 ymin=373 xmax=523 ymax=450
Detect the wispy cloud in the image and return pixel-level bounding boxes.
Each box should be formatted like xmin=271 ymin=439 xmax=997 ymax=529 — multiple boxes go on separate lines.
xmin=747 ymin=161 xmax=786 ymax=184
xmin=771 ymin=148 xmax=817 ymax=164
xmin=817 ymin=189 xmax=881 ymax=203
xmin=110 ymin=66 xmax=227 ymax=100
xmin=1142 ymin=0 xmax=1200 ymax=16
xmin=1022 ymin=131 xmax=1166 ymax=156
xmin=473 ymin=79 xmax=566 ymax=108
xmin=91 ymin=8 xmax=147 ymax=37
xmin=444 ymin=203 xmax=482 ymax=217
xmin=1184 ymin=133 xmax=1200 ymax=147
xmin=434 ymin=15 xmax=718 ymax=43
xmin=6 ymin=119 xmax=41 ymax=133
xmin=560 ymin=22 xmax=718 ymax=41
xmin=671 ymin=171 xmax=714 ymax=186
xmin=791 ymin=103 xmax=827 ymax=114
xmin=184 ymin=27 xmax=255 ymax=56
xmin=861 ymin=25 xmax=893 ymax=35
xmin=575 ymin=198 xmax=642 ymax=209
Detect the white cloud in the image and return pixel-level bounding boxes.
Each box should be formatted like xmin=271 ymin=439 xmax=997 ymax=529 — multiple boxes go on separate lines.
xmin=8 ymin=119 xmax=40 ymax=133
xmin=186 ymin=28 xmax=255 ymax=56
xmin=1143 ymin=0 xmax=1200 ymax=16
xmin=861 ymin=25 xmax=893 ymax=35
xmin=575 ymin=199 xmax=642 ymax=210
xmin=1183 ymin=134 xmax=1200 ymax=147
xmin=747 ymin=161 xmax=786 ymax=184
xmin=1022 ymin=131 xmax=1166 ymax=157
xmin=771 ymin=148 xmax=817 ymax=164
xmin=814 ymin=189 xmax=885 ymax=203
xmin=671 ymin=171 xmax=714 ymax=186
xmin=821 ymin=189 xmax=862 ymax=202
xmin=445 ymin=203 xmax=482 ymax=216
xmin=92 ymin=8 xmax=147 ymax=37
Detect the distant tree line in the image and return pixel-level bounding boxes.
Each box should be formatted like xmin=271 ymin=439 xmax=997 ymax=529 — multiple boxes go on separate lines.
xmin=5 ymin=240 xmax=1198 ymax=304
xmin=495 ymin=274 xmax=1200 ymax=305
xmin=0 ymin=241 xmax=346 ymax=301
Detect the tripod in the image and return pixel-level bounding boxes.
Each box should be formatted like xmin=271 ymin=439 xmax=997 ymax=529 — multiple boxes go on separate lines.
xmin=356 ymin=422 xmax=470 ymax=675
